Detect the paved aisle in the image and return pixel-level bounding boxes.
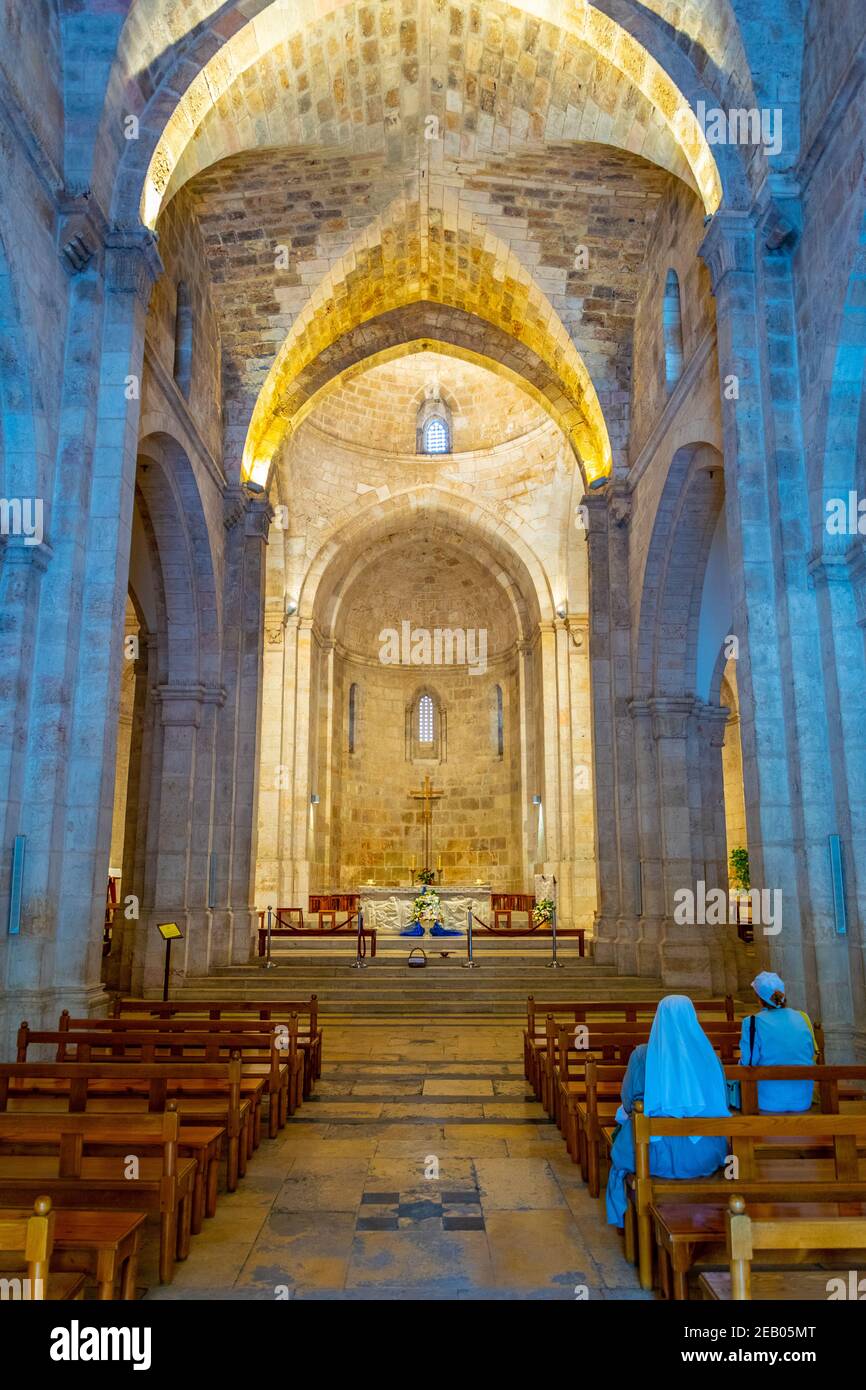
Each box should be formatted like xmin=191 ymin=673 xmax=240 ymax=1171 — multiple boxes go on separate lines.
xmin=144 ymin=1021 xmax=650 ymax=1300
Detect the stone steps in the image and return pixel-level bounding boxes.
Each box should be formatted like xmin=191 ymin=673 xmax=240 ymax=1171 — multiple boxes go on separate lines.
xmin=169 ymin=956 xmax=670 ymax=1015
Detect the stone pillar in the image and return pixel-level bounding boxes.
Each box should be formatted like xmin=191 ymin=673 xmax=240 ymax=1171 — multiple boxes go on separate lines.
xmin=586 ymin=487 xmax=640 ymax=965
xmin=1 ymin=223 xmax=161 ymax=1048
xmin=566 ymin=617 xmax=596 ymax=928
xmin=210 ymin=493 xmax=270 ymax=968
xmin=700 ymin=204 xmax=853 ymax=1051
xmin=103 ymin=641 xmax=150 ymax=993
xmin=629 ymin=699 xmax=663 ymax=977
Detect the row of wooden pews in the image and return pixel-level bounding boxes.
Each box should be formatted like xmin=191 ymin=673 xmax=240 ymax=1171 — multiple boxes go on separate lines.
xmin=523 ymin=993 xmax=866 ymax=1301
xmin=0 ymin=997 xmax=322 ymax=1299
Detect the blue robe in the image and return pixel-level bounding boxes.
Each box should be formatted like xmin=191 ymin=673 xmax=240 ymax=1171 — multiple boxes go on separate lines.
xmin=739 ymin=1007 xmax=815 ymax=1113
xmin=605 ymin=1044 xmax=728 ymax=1227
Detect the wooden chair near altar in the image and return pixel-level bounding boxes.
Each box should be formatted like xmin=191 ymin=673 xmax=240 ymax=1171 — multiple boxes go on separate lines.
xmin=490 ymin=893 xmax=535 ymax=929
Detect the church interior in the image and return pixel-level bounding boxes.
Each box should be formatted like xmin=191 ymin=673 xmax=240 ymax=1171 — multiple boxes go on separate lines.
xmin=0 ymin=0 xmax=865 ymax=1314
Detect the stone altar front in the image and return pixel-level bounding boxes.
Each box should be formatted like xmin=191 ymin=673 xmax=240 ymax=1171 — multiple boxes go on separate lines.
xmin=359 ymin=886 xmax=491 ymax=936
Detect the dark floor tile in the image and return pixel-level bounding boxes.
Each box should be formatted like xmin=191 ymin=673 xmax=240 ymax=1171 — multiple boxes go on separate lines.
xmin=440 ymin=1190 xmax=481 ymax=1205
xmin=356 ymin=1216 xmax=400 ymax=1232
xmin=361 ymin=1192 xmax=400 ymax=1205
xmin=442 ymin=1216 xmax=486 ymax=1232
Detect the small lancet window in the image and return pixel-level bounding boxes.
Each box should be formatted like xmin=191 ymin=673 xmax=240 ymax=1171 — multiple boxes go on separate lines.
xmin=418 ymin=693 xmax=434 ymax=743
xmin=421 ymin=416 xmax=450 ymax=454
xmin=663 ymin=268 xmax=684 ymax=391
xmin=348 ymin=682 xmax=358 ymax=753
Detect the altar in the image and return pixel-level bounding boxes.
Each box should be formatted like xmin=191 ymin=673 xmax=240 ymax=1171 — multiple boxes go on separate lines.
xmin=359 ymin=885 xmax=491 ymax=936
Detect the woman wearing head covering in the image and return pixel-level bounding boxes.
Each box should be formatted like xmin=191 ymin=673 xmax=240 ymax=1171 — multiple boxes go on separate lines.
xmin=605 ymin=995 xmax=730 ymax=1227
xmin=739 ymin=971 xmax=816 ymax=1113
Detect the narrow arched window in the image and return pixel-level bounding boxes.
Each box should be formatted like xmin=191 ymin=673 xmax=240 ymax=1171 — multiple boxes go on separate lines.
xmin=418 ymin=693 xmax=434 ymax=743
xmin=348 ymin=682 xmax=358 ymax=753
xmin=421 ymin=416 xmax=450 ymax=454
xmin=173 ymin=281 xmax=194 ymax=399
xmin=416 ymin=395 xmax=453 ymax=455
xmin=495 ymin=684 xmax=504 ymax=757
xmin=663 ymin=268 xmax=684 ymax=391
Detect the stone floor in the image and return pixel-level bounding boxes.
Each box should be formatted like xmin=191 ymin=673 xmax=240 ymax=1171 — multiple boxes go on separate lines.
xmin=143 ymin=1020 xmax=651 ymax=1300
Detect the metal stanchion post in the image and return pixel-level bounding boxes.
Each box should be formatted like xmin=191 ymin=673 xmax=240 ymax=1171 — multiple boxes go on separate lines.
xmin=350 ymin=906 xmax=367 ymax=969
xmin=546 ymin=905 xmax=564 ymax=969
xmin=462 ymin=906 xmax=478 ymax=969
xmin=261 ymin=905 xmax=277 ymax=970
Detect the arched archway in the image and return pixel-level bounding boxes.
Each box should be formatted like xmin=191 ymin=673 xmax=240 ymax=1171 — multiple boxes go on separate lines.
xmin=104 ymin=431 xmax=223 ymax=994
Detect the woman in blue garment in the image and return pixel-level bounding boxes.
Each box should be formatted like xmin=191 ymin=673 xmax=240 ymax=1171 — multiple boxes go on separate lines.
xmin=739 ymin=971 xmax=816 ymax=1113
xmin=605 ymin=995 xmax=730 ymax=1227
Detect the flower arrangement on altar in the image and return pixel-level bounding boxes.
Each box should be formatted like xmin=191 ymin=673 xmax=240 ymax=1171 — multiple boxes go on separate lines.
xmin=412 ymin=888 xmax=442 ymax=925
xmin=532 ymin=897 xmax=556 ymax=926
xmin=417 ymin=867 xmax=436 ymax=885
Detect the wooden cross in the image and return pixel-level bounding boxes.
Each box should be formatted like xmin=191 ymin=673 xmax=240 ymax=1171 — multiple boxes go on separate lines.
xmin=409 ymin=773 xmax=444 ymax=871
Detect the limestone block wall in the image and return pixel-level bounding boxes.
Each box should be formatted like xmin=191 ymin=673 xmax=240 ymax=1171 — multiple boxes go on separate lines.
xmin=325 ymin=655 xmax=523 ymax=892
xmin=628 ymin=179 xmax=717 ymax=466
xmin=147 ymin=189 xmax=224 ymax=463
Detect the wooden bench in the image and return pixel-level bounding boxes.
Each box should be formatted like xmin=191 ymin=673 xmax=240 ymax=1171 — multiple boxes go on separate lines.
xmin=112 ymin=997 xmax=323 ymax=1095
xmin=0 ymin=1060 xmax=237 ymax=1219
xmin=56 ymin=1016 xmax=302 ymax=1132
xmin=18 ymin=1025 xmax=281 ymax=1149
xmin=549 ymin=1018 xmax=744 ymax=1126
xmin=523 ymin=995 xmax=736 ymax=1101
xmin=578 ymin=1060 xmax=866 ymax=1201
xmin=699 ymin=1195 xmax=866 ymax=1300
xmin=0 ymin=1111 xmax=194 ymax=1284
xmin=629 ymin=1107 xmax=866 ymax=1292
xmin=646 ymin=1064 xmax=866 ymax=1298
xmin=0 ymin=1196 xmax=85 ymax=1301
xmin=0 ymin=1204 xmax=145 ymax=1300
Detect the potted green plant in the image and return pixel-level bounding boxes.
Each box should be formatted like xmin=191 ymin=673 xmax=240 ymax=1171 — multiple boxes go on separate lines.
xmin=729 ymin=847 xmax=750 ymax=892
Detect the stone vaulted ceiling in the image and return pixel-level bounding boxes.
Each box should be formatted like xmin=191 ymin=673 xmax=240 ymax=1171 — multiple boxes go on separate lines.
xmin=151 ymin=0 xmax=717 ymax=481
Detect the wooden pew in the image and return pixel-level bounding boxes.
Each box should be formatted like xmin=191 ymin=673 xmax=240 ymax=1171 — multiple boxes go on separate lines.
xmin=523 ymin=995 xmax=736 ymax=1102
xmin=111 ymin=997 xmax=322 ymax=1095
xmin=649 ymin=1064 xmax=866 ymax=1298
xmin=56 ymin=1016 xmax=303 ymax=1131
xmin=549 ymin=1019 xmax=743 ymax=1126
xmin=699 ymin=1195 xmax=866 ymax=1300
xmin=0 ymin=1204 xmax=145 ymax=1300
xmin=578 ymin=1061 xmax=866 ymax=1199
xmin=629 ymin=1106 xmax=866 ymax=1292
xmin=17 ymin=1025 xmax=281 ymax=1149
xmin=0 ymin=1196 xmax=85 ymax=1300
xmin=0 ymin=1060 xmax=239 ymax=1219
xmin=0 ymin=1111 xmax=194 ymax=1284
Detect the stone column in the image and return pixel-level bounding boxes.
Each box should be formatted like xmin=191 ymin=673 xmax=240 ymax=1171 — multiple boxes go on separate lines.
xmin=566 ymin=617 xmax=596 ymax=928
xmin=586 ymin=487 xmax=639 ymax=965
xmin=3 ymin=223 xmax=161 ymax=1047
xmin=103 ymin=640 xmax=150 ymax=993
xmin=629 ymin=699 xmax=664 ymax=977
xmin=700 ymin=204 xmax=852 ymax=1051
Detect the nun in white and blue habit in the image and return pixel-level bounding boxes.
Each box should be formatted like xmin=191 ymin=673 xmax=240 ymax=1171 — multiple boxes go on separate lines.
xmin=605 ymin=995 xmax=730 ymax=1228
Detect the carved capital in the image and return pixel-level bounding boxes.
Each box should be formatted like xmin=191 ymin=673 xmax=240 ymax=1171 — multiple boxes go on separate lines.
xmin=0 ymin=536 xmax=52 ymax=572
xmin=807 ymin=547 xmax=851 ymax=588
xmin=692 ymin=699 xmax=730 ymax=748
xmin=648 ymin=695 xmax=695 ymax=742
xmin=699 ymin=210 xmax=757 ymax=294
xmin=244 ymin=495 xmax=273 ymax=543
xmin=103 ymin=226 xmax=163 ymax=302
xmin=223 ymin=485 xmax=246 ymax=531
xmin=57 ymin=190 xmax=109 ymax=276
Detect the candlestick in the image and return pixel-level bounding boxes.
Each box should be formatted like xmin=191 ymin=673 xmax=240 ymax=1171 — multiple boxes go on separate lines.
xmin=410 ymin=854 xmax=416 ymax=870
